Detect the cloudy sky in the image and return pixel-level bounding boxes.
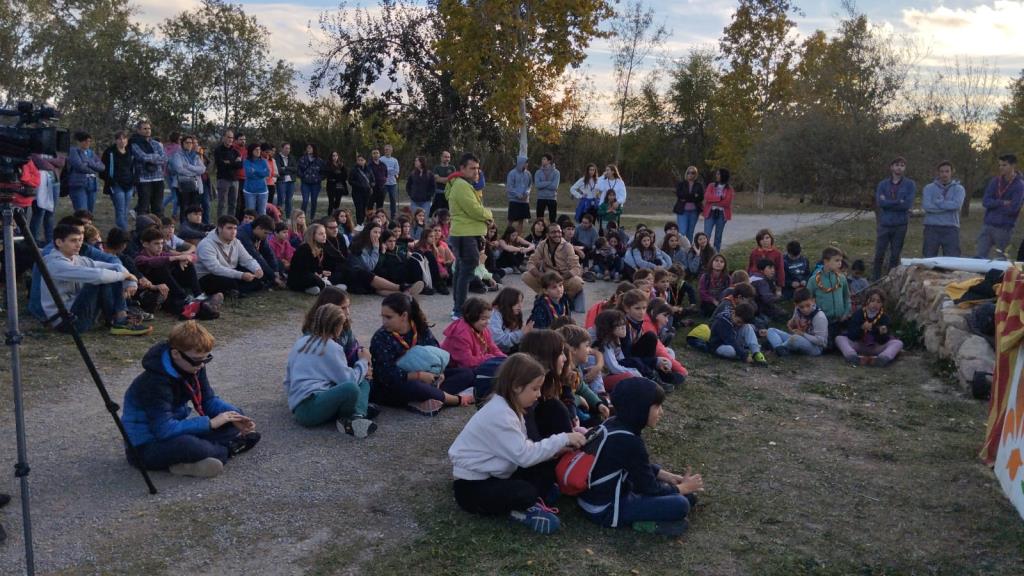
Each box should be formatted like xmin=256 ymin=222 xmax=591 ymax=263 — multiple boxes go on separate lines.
xmin=132 ymin=0 xmax=1024 ymax=124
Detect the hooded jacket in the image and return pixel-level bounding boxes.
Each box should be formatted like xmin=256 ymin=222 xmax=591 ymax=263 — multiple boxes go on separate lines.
xmin=981 ymin=173 xmax=1024 ymax=229
xmin=506 ymin=156 xmax=532 ymax=203
xmin=534 ymin=164 xmax=561 ymax=200
xmin=195 ymin=228 xmax=261 ymax=280
xmin=921 ymin=179 xmax=965 ymax=228
xmin=446 ymin=173 xmax=492 ymax=237
xmin=578 ymin=378 xmax=676 ymax=513
xmin=441 ymin=318 xmax=506 ymax=370
xmin=121 ymin=342 xmax=240 ymax=447
xmin=874 ymin=177 xmax=916 ymax=227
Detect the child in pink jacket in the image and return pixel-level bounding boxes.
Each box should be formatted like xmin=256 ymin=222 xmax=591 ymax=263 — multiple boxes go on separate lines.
xmin=442 ymin=297 xmax=506 ymax=370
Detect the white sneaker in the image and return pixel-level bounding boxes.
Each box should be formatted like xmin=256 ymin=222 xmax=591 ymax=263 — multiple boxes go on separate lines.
xmin=305 ymin=286 xmax=321 ymax=295
xmin=338 ymin=417 xmax=378 ymax=438
xmin=168 ymin=457 xmax=223 ymax=478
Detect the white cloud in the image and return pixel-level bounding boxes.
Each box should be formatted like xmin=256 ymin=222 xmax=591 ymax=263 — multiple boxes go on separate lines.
xmin=901 ymin=1 xmax=1024 ymax=62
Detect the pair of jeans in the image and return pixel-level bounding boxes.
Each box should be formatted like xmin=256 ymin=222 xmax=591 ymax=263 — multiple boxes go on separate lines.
xmin=216 ymin=178 xmax=238 ymax=219
xmin=163 ymin=183 xmax=179 ymax=217
xmin=410 ymin=200 xmax=432 ymax=217
xmin=536 ymin=199 xmax=557 ymax=222
xmin=833 ymin=336 xmax=904 ymax=363
xmin=144 ymin=262 xmax=201 ymax=313
xmin=69 ymin=177 xmax=98 ymax=212
xmin=128 ymin=426 xmax=240 ymax=470
xmin=292 ymin=379 xmax=372 ymax=426
xmin=244 ymin=191 xmax=269 ymax=215
xmin=385 ymin=183 xmax=397 ymax=219
xmin=714 ymin=323 xmax=760 ymax=358
xmin=922 ymin=225 xmax=961 ymax=258
xmin=135 ymin=180 xmax=164 ymax=215
xmin=450 ymin=235 xmax=481 ymax=317
xmin=301 ymin=181 xmax=321 ymax=220
xmin=975 ymin=225 xmax=1014 ymax=259
xmin=703 ymin=210 xmax=726 ymax=251
xmin=110 ymin=183 xmax=133 ymax=231
xmin=371 ymin=367 xmax=475 ymax=405
xmin=200 ymin=181 xmax=212 ymax=224
xmin=766 ymin=328 xmax=822 ymax=356
xmin=61 ymin=281 xmax=126 ymax=332
xmin=872 ymin=223 xmax=907 ymax=279
xmin=676 ymin=210 xmax=700 ymax=241
xmin=583 ymin=491 xmax=691 ymax=528
xmin=276 ymin=180 xmax=295 ymax=218
xmin=29 ymin=203 xmax=54 ymax=245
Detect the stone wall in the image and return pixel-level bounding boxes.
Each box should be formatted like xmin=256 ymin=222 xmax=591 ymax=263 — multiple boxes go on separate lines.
xmin=881 ymin=265 xmax=994 ymax=388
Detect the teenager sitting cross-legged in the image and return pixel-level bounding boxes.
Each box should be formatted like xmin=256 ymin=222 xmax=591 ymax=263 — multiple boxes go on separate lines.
xmin=121 ymin=321 xmax=260 ymax=478
xmin=135 ymin=226 xmax=223 ymax=320
xmin=195 ymin=215 xmax=264 ymax=297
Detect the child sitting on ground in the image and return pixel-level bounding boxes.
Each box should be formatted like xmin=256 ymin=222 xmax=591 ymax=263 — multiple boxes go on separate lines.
xmin=442 ymin=297 xmax=507 ymax=370
xmin=747 ymin=229 xmax=785 ymax=287
xmin=783 ymin=240 xmax=810 ymax=300
xmin=121 ymin=321 xmax=260 ymax=478
xmin=530 ymin=271 xmax=572 ymax=329
xmin=848 ymin=259 xmax=870 ymax=307
xmin=558 ymin=325 xmax=610 ymax=425
xmin=808 ymin=247 xmax=851 ymax=343
xmin=448 ymin=354 xmax=586 ymax=534
xmin=284 ymin=303 xmax=377 ymax=438
xmin=834 ymin=288 xmax=903 ymax=366
xmin=698 ymin=254 xmax=729 ymax=317
xmin=709 ymin=301 xmax=767 ymax=365
xmin=765 ymin=287 xmax=828 ymax=357
xmin=269 ymin=222 xmax=295 ymax=272
xmin=577 ymin=376 xmax=704 ymax=536
xmin=490 ymin=287 xmax=532 ymax=354
xmin=620 ymin=290 xmax=686 ymax=392
xmin=584 ymin=281 xmax=636 ymax=329
xmin=749 ymin=259 xmax=787 ymax=322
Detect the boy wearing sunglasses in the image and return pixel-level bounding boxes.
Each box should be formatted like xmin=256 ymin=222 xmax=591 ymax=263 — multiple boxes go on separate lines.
xmin=121 ymin=321 xmax=260 ymax=478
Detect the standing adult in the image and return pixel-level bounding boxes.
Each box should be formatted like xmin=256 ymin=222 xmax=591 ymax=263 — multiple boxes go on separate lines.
xmin=570 ymin=163 xmax=600 ymax=224
xmin=324 ymin=151 xmax=348 ymax=216
xmin=214 ymin=130 xmax=242 ymax=219
xmin=381 ymin=143 xmax=400 ymax=220
xmin=197 ymin=144 xmax=213 ymax=224
xmin=102 ymin=131 xmax=135 ymax=231
xmin=232 ymin=134 xmax=249 ymax=220
xmin=67 ymin=131 xmax=105 ymax=213
xmin=298 ymin=144 xmax=325 ymax=221
xmin=169 ymin=135 xmax=206 ymax=217
xmin=873 ymin=157 xmax=916 ymax=279
xmin=28 ymin=153 xmax=64 ymax=245
xmin=129 ymin=120 xmax=167 ymax=216
xmin=523 ymin=223 xmax=585 ymax=313
xmin=506 ymin=156 xmax=532 ymax=232
xmin=976 ymin=154 xmax=1024 ymax=259
xmin=702 ymin=168 xmax=733 ymax=252
xmin=534 ymin=154 xmax=560 ymax=223
xmin=407 ymin=156 xmax=435 ymax=216
xmin=431 ymin=150 xmax=455 ymax=216
xmin=921 ymin=160 xmax=966 ymax=258
xmin=348 ymin=154 xmax=374 ymax=225
xmin=161 ymin=133 xmax=182 ymax=217
xmin=445 ymin=153 xmax=493 ymax=320
xmin=595 ymin=164 xmax=627 ymax=213
xmin=275 ymin=142 xmax=297 ymax=218
xmin=242 ymin=143 xmax=270 ymax=215
xmin=673 ymin=166 xmax=704 ymax=242
xmin=369 ymin=149 xmax=388 ymax=216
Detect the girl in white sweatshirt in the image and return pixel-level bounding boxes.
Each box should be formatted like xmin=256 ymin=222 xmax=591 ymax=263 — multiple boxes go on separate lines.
xmin=448 ymin=353 xmax=585 ymax=534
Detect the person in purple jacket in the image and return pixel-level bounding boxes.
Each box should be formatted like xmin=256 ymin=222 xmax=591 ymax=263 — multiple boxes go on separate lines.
xmin=976 ymin=154 xmax=1024 ymax=259
xmin=873 ymin=157 xmax=916 ymax=280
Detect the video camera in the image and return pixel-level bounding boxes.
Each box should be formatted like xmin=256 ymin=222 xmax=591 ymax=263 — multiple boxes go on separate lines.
xmin=0 ymin=101 xmax=70 ymax=193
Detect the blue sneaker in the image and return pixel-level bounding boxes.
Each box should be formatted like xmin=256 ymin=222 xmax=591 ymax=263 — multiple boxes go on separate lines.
xmin=510 ymin=500 xmax=561 ymax=534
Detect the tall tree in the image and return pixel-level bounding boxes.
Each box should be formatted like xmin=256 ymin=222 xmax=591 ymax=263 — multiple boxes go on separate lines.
xmin=988 ymin=70 xmax=1024 ymax=165
xmin=609 ymin=1 xmax=668 ymax=164
xmin=310 ymin=0 xmax=500 ymax=153
xmin=436 ymin=0 xmax=614 ymax=157
xmin=667 ymin=48 xmax=720 ymax=176
xmin=713 ymin=0 xmax=799 ymax=185
xmin=161 ymin=0 xmax=296 ymax=131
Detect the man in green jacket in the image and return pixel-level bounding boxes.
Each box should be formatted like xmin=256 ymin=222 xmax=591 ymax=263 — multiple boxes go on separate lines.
xmin=445 ymin=153 xmax=493 ymax=319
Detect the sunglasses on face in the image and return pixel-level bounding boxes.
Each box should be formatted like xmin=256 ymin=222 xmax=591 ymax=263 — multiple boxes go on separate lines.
xmin=178 ymin=351 xmax=213 ymax=366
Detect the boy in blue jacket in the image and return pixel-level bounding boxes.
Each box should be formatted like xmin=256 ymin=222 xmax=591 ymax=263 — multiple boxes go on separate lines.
xmin=578 ymin=377 xmax=704 ymax=536
xmin=121 ymin=321 xmax=260 ymax=478
xmin=709 ymin=301 xmax=767 ymax=365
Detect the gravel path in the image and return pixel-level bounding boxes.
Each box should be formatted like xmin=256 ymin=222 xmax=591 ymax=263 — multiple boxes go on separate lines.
xmin=0 ymin=210 xmax=858 ymax=574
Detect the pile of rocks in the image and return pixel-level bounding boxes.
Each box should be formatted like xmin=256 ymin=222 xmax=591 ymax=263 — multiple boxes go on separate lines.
xmin=881 ymin=265 xmax=994 ymax=388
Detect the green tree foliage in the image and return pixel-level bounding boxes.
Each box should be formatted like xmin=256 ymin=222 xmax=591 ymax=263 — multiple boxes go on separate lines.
xmin=667 ymin=48 xmax=719 ymax=177
xmin=713 ymin=0 xmax=798 ymax=181
xmin=310 ymin=0 xmax=500 ymax=154
xmin=610 ymin=1 xmax=668 ymax=164
xmin=160 ymin=0 xmax=297 ymax=132
xmin=435 ymin=0 xmax=614 ymax=156
xmin=989 ymin=70 xmax=1024 ymax=164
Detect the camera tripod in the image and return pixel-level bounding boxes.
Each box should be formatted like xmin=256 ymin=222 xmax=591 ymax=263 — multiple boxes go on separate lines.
xmin=2 ymin=198 xmax=157 ymax=576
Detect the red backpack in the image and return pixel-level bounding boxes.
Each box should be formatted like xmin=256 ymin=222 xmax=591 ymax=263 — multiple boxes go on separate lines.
xmin=555 ymin=425 xmax=632 ymax=496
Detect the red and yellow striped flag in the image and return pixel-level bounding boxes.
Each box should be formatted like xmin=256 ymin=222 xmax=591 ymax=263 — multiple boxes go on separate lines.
xmin=981 ymin=265 xmax=1024 ymax=465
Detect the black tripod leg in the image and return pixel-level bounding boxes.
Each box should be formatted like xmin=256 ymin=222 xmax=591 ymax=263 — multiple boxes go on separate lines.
xmin=11 ymin=209 xmax=158 ymax=495
xmin=4 ymin=204 xmax=36 ymax=574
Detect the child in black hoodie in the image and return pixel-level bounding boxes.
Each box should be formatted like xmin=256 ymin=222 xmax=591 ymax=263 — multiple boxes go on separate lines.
xmin=577 ymin=377 xmax=704 ymax=536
